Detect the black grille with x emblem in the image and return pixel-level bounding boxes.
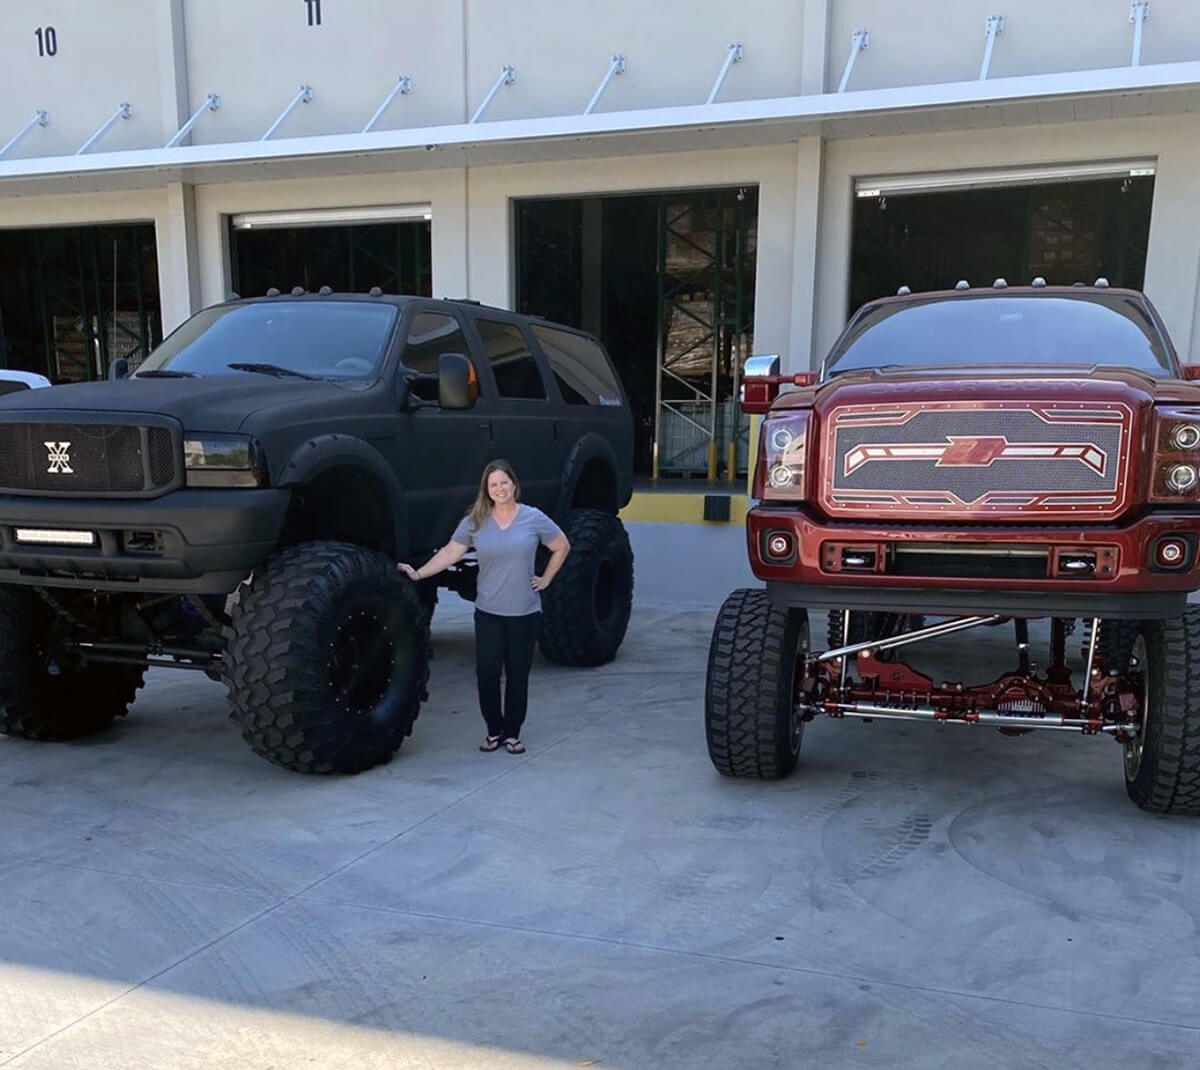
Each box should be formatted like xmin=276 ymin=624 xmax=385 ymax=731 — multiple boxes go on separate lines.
xmin=0 ymin=423 xmax=177 ymax=494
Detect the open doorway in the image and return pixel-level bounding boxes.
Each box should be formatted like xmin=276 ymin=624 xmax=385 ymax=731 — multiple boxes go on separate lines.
xmin=229 ymin=215 xmax=432 ymax=299
xmin=0 ymin=224 xmax=160 ymax=382
xmin=850 ymin=173 xmax=1154 ymax=315
xmin=516 ymin=187 xmax=758 ymax=480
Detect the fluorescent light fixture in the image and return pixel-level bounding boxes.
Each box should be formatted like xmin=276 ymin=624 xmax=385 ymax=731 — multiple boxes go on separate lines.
xmin=231 ymin=204 xmax=432 ymax=230
xmin=14 ymin=528 xmax=97 ymax=546
xmin=855 ymin=159 xmax=1157 ymax=198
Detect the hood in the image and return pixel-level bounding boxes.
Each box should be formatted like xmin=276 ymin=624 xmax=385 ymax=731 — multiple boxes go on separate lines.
xmin=0 ymin=374 xmax=362 ymax=432
xmin=772 ymin=364 xmax=1198 ymax=412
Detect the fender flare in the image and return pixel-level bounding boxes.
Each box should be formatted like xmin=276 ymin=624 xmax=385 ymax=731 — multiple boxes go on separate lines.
xmin=555 ymin=432 xmax=623 ymax=518
xmin=276 ymin=434 xmax=409 ymax=557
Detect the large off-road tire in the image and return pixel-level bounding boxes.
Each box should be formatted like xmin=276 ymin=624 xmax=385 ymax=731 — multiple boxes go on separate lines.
xmin=705 ymin=588 xmax=807 ymax=779
xmin=1124 ymin=609 xmax=1200 ymax=814
xmin=0 ymin=587 xmax=144 ymax=741
xmin=539 ymin=509 xmax=634 ymax=667
xmin=224 ymin=542 xmax=429 ymax=774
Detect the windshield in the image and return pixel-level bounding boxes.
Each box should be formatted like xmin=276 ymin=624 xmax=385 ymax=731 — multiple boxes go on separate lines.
xmin=137 ymin=301 xmax=398 ymax=380
xmin=824 ymin=294 xmax=1174 ymax=379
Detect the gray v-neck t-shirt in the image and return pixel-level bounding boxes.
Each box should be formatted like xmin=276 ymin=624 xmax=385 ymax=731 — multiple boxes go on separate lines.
xmin=452 ymin=505 xmax=564 ymax=617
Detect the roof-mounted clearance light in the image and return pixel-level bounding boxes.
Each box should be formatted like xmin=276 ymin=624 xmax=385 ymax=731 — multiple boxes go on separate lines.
xmin=1031 ymin=277 xmax=1047 ymax=287
xmin=1094 ymin=277 xmax=1110 ymax=288
xmin=955 ymin=280 xmax=970 ymax=290
xmin=993 ymin=278 xmax=1008 ymax=288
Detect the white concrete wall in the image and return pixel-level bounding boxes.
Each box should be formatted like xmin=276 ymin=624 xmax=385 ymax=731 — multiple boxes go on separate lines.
xmin=180 ymin=0 xmax=467 ymax=143
xmin=827 ymin=0 xmax=1200 ymax=93
xmin=464 ymin=0 xmax=806 ymax=121
xmin=814 ymin=114 xmax=1200 ymax=366
xmin=0 ymin=0 xmax=165 ymax=157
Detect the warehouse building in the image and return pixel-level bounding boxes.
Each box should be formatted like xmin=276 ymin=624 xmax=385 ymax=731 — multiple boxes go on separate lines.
xmin=1 ymin=0 xmax=1198 ymax=496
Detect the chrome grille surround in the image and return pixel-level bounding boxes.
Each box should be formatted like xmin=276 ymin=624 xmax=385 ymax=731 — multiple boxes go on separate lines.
xmin=821 ymin=401 xmax=1133 ymax=520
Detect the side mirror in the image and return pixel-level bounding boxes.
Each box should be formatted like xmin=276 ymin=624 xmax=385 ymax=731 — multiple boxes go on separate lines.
xmin=1183 ymin=365 xmax=1200 ymax=381
xmin=437 ymin=352 xmax=478 ymax=410
xmin=740 ymin=354 xmax=817 ymax=414
xmin=109 ymin=357 xmax=129 ymax=381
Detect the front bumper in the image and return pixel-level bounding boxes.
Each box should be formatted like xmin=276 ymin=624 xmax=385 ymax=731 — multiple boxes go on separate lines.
xmin=750 ymin=506 xmax=1200 ymax=620
xmin=0 ymin=489 xmax=289 ymax=593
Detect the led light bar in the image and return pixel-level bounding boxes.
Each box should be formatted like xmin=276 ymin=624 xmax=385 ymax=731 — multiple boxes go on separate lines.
xmin=14 ymin=528 xmax=96 ymax=547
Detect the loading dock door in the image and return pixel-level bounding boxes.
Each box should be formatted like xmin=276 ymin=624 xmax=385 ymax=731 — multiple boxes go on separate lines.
xmin=0 ymin=224 xmax=159 ymax=383
xmin=229 ymin=204 xmax=432 ymax=299
xmin=850 ymin=160 xmax=1155 ymax=315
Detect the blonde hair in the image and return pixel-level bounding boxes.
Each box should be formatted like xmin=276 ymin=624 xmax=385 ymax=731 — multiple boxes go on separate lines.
xmin=467 ymin=460 xmax=521 ymax=532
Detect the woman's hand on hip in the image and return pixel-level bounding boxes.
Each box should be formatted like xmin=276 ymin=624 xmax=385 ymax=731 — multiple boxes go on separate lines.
xmin=531 ymin=574 xmax=551 ymax=592
xmin=398 ymin=563 xmax=420 ymax=581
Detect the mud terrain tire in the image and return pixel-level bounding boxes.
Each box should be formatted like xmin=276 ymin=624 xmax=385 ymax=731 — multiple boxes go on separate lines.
xmin=1125 ymin=609 xmax=1200 ymax=814
xmin=0 ymin=587 xmax=143 ymax=740
xmin=705 ymin=589 xmax=807 ymax=779
xmin=539 ymin=509 xmax=634 ymax=667
xmin=225 ymin=542 xmax=429 ymax=774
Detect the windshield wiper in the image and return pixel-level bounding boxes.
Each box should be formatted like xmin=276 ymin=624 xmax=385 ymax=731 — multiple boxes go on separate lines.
xmin=227 ymin=362 xmax=322 ymax=381
xmin=134 ymin=368 xmax=197 ymax=378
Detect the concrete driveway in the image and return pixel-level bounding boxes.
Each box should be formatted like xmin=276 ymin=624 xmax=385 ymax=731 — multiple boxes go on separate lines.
xmin=0 ymin=524 xmax=1197 ymax=1068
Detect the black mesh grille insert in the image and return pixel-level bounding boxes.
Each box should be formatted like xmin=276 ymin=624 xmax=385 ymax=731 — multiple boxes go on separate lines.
xmin=0 ymin=423 xmax=168 ymax=494
xmin=148 ymin=427 xmax=176 ymax=487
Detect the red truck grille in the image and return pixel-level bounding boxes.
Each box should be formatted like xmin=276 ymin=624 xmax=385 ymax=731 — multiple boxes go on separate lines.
xmin=821 ymin=401 xmax=1133 ymax=520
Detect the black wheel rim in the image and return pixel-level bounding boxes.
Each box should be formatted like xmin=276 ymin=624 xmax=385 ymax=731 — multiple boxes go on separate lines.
xmin=328 ymin=606 xmax=398 ymax=716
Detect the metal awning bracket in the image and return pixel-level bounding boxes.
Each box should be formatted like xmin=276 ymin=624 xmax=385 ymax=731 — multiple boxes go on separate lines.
xmin=584 ymin=55 xmax=627 ymax=115
xmin=0 ymin=110 xmax=49 ymax=159
xmin=1130 ymin=2 xmax=1150 ymax=67
xmin=470 ymin=67 xmax=515 ymax=124
xmin=707 ymin=42 xmax=744 ymax=104
xmin=76 ymin=103 xmax=132 ymax=155
xmin=165 ymin=93 xmax=221 ymax=149
xmin=262 ymin=85 xmax=313 ymax=141
xmin=363 ymin=76 xmax=413 ymax=133
xmin=980 ymin=15 xmax=1006 ymax=80
xmin=837 ymin=30 xmax=870 ymax=93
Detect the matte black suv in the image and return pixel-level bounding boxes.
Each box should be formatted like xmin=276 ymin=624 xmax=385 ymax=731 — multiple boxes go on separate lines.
xmin=0 ymin=293 xmax=635 ymax=773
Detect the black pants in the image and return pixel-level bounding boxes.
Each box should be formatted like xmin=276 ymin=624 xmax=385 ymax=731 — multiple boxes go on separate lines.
xmin=474 ymin=609 xmax=541 ymax=739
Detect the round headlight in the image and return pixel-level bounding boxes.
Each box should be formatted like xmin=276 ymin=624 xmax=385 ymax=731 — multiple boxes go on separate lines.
xmin=768 ymin=464 xmax=794 ymax=488
xmin=769 ymin=426 xmax=794 ymax=452
xmin=1173 ymin=423 xmax=1200 ymax=451
xmin=1167 ymin=463 xmax=1199 ymax=492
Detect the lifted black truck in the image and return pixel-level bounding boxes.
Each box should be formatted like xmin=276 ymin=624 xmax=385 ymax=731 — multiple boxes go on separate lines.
xmin=0 ymin=293 xmax=635 ymax=773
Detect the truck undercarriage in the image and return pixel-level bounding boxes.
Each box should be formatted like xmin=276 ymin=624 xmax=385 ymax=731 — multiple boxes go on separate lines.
xmin=803 ymin=612 xmax=1140 ymax=739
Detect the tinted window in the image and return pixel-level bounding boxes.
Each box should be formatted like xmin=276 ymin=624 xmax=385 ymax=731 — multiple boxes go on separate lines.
xmin=478 ymin=319 xmax=546 ymax=400
xmin=402 ymin=312 xmax=470 ymax=374
xmin=138 ymin=301 xmax=397 ymax=380
xmin=401 ymin=312 xmax=474 ymax=401
xmin=825 ymin=294 xmax=1173 ymax=378
xmin=532 ymin=325 xmax=624 ymax=406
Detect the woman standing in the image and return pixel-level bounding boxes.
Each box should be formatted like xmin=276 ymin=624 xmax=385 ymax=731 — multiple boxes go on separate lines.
xmin=399 ymin=460 xmax=570 ymax=754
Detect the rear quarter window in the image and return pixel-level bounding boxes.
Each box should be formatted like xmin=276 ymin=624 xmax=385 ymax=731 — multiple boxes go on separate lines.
xmin=531 ymin=325 xmax=624 ymax=406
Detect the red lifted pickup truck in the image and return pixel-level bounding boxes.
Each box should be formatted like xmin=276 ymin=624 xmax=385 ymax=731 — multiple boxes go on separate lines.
xmin=706 ymin=280 xmax=1200 ymax=814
